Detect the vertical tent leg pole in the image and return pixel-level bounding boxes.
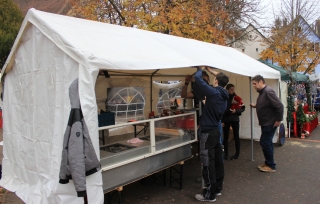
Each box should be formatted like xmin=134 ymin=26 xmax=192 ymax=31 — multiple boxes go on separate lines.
xmin=117 ymin=187 xmax=122 ymax=204
xmin=179 ymin=161 xmax=184 ymax=190
xmin=150 ymin=69 xmax=159 ymax=113
xmin=249 ymin=77 xmax=254 ymax=161
xmin=288 ymin=122 xmax=291 ymax=138
xmin=199 ymin=102 xmax=204 ymax=189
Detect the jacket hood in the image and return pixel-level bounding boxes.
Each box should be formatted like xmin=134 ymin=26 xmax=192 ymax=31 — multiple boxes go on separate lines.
xmin=69 ymin=79 xmax=80 ymax=109
xmin=216 ymin=86 xmax=229 ymax=100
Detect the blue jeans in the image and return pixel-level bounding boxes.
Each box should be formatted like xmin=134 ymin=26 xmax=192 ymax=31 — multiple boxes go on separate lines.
xmin=260 ymin=125 xmax=277 ymax=169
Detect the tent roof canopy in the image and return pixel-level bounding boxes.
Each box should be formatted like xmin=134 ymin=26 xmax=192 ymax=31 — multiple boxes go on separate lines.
xmin=259 ymin=60 xmax=308 ymax=82
xmin=2 ymin=9 xmax=280 ymax=79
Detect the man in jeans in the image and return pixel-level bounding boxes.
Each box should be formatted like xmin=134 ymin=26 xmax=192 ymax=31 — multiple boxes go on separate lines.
xmin=250 ymin=75 xmax=284 ymax=173
xmin=194 ymin=66 xmax=229 ymax=202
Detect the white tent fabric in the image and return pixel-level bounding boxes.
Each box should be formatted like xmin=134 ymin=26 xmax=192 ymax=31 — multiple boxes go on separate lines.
xmin=3 ymin=9 xmax=280 ymax=79
xmin=1 ymin=23 xmax=103 ymax=204
xmin=309 ymin=73 xmax=320 ymax=81
xmin=1 ymin=9 xmax=281 ymax=204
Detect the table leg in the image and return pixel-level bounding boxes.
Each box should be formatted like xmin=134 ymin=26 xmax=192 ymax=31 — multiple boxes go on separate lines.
xmin=134 ymin=125 xmax=137 ymax=138
xmin=102 ymin=130 xmax=105 ymax=145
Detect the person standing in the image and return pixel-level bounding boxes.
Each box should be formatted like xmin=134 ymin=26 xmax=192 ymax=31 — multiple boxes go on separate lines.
xmin=250 ymin=75 xmax=283 ymax=173
xmin=182 ymin=71 xmax=224 ymax=184
xmin=222 ymin=84 xmax=245 ymax=160
xmin=194 ymin=66 xmax=229 ymax=202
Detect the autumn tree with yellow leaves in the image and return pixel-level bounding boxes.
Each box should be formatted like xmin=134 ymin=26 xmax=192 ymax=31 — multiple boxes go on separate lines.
xmin=0 ymin=0 xmax=23 ymax=68
xmin=260 ymin=0 xmax=320 ymax=74
xmin=68 ymin=0 xmax=263 ymax=45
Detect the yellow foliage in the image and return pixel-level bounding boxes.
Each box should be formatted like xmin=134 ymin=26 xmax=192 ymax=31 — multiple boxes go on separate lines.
xmin=260 ymin=22 xmax=320 ymax=74
xmin=68 ymin=0 xmax=232 ymax=45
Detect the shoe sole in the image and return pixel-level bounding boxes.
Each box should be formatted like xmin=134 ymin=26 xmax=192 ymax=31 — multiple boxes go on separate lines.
xmin=257 ymin=165 xmax=266 ymax=169
xmin=259 ymin=169 xmax=276 ymax=173
xmin=215 ymin=193 xmax=222 ymax=196
xmin=195 ymin=198 xmax=216 ymax=202
xmin=195 ymin=195 xmax=216 ymax=202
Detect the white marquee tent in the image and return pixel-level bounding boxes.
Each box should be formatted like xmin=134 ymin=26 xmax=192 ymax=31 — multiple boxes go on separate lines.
xmin=0 ymin=9 xmax=281 ymax=204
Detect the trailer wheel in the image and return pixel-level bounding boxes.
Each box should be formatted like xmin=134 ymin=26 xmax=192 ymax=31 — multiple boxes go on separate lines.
xmin=278 ymin=123 xmax=285 ymax=146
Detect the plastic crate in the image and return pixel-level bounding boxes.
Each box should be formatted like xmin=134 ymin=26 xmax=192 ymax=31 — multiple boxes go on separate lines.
xmin=176 ymin=117 xmax=195 ymax=129
xmin=98 ymin=112 xmax=115 ymax=127
xmin=185 ymin=118 xmax=195 ymax=129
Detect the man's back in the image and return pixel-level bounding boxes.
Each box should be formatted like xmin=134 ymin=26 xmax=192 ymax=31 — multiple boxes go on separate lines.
xmin=200 ymin=86 xmax=228 ymax=130
xmin=193 ymin=69 xmax=229 ymax=130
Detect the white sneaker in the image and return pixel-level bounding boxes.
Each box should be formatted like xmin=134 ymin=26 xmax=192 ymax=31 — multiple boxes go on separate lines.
xmin=195 ymin=194 xmax=216 ymax=202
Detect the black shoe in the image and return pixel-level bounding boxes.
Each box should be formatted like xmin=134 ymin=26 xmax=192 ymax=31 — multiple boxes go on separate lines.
xmin=229 ymin=155 xmax=239 ymax=160
xmin=195 ymin=194 xmax=216 ymax=202
xmin=214 ymin=190 xmax=222 ymax=196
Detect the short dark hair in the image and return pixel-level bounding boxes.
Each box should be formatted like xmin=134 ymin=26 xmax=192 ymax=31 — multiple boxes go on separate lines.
xmin=216 ymin=72 xmax=229 ymax=88
xmin=225 ymin=83 xmax=235 ymax=90
xmin=202 ymin=71 xmax=209 ymax=78
xmin=252 ymin=75 xmax=265 ymax=83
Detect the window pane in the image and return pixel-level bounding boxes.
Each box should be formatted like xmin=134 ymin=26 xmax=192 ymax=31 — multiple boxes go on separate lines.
xmin=106 ymin=87 xmax=145 ymax=124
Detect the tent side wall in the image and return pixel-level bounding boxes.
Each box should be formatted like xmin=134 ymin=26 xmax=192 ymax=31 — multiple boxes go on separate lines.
xmin=0 ymin=24 xmax=100 ymax=203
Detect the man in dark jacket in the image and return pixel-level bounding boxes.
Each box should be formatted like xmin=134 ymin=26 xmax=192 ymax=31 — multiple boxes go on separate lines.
xmin=250 ymin=75 xmax=283 ymax=173
xmin=194 ymin=66 xmax=229 ymax=202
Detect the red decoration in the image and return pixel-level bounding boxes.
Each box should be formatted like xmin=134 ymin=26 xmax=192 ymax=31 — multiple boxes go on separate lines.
xmin=293 ymin=112 xmax=298 ymax=137
xmin=303 ymin=104 xmax=309 ymax=113
xmin=0 ymin=110 xmax=2 ymax=129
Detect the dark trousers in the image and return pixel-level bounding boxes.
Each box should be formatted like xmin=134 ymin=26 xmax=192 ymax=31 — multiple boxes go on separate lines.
xmin=260 ymin=125 xmax=277 ymax=169
xmin=199 ymin=129 xmax=224 ymax=200
xmin=223 ymin=121 xmax=240 ymax=157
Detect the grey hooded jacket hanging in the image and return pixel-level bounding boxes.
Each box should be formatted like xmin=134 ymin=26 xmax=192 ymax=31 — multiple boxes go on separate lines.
xmin=59 ymin=78 xmax=101 ymax=197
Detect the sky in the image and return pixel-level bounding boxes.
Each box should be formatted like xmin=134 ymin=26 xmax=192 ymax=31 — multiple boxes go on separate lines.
xmin=258 ymin=0 xmax=281 ymax=27
xmin=258 ymin=0 xmax=320 ymax=27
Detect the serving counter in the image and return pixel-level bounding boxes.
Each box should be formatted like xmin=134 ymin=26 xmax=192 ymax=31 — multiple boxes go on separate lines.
xmin=98 ymin=112 xmax=197 ymax=192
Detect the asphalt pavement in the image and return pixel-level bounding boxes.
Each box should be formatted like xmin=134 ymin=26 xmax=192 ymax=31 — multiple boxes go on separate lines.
xmin=1 ymin=121 xmax=320 ymax=204
xmin=119 ymin=123 xmax=320 ymax=204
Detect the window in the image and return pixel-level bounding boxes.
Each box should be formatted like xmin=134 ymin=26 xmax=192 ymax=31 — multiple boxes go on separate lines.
xmin=242 ymin=49 xmax=245 ymax=53
xmin=157 ymin=87 xmax=183 ymax=114
xmin=315 ymin=42 xmax=320 ymax=52
xmin=311 ymin=43 xmax=315 ymax=51
xmin=256 ymin=48 xmax=259 ymax=52
xmin=106 ymin=87 xmax=145 ymax=123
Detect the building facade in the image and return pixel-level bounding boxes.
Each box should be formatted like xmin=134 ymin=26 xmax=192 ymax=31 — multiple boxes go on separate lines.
xmin=229 ymin=24 xmax=268 ymax=60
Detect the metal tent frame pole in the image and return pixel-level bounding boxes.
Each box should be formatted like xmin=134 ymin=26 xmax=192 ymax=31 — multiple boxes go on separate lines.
xmin=150 ymin=69 xmax=160 ymax=112
xmin=199 ymin=102 xmax=205 ymax=189
xmin=249 ymin=77 xmax=254 ymax=161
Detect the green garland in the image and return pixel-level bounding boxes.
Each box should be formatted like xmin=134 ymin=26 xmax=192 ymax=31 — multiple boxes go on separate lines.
xmin=305 ymin=82 xmax=312 ymax=111
xmin=307 ymin=112 xmax=318 ymax=122
xmin=296 ymin=104 xmax=308 ymax=128
xmin=287 ymin=83 xmax=295 ymax=123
